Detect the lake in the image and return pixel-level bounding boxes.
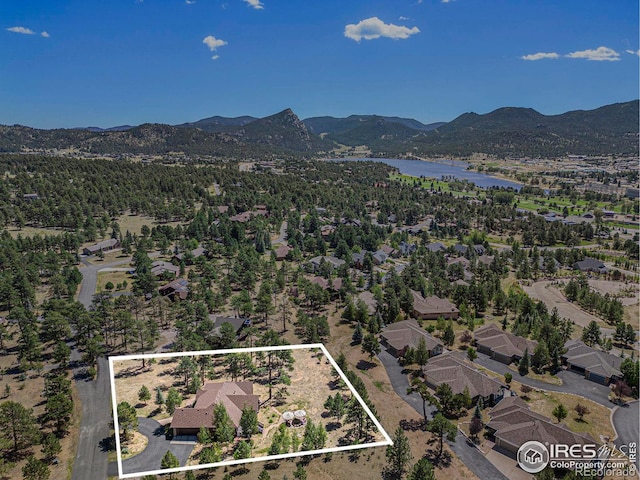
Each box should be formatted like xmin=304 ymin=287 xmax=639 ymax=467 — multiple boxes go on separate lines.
xmin=329 ymin=157 xmax=522 ymax=190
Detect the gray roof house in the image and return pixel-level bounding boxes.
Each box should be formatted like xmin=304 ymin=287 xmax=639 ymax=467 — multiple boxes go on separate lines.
xmin=309 ymin=256 xmax=346 ymax=272
xmin=562 ymin=339 xmax=622 ymax=385
xmin=574 ymin=258 xmax=608 ymax=274
xmin=380 ymin=319 xmax=443 ymax=359
xmin=422 ymin=352 xmax=506 ymax=406
xmin=474 ymin=323 xmax=537 ymax=365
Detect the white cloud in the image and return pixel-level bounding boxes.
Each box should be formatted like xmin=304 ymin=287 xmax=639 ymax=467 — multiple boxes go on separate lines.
xmin=243 ymin=0 xmax=264 ymax=9
xmin=203 ymin=36 xmax=227 ymax=59
xmin=7 ymin=26 xmax=35 ymax=35
xmin=566 ymin=46 xmax=620 ymax=61
xmin=41 ymin=31 xmax=50 ymax=38
xmin=203 ymin=35 xmax=227 ymax=51
xmin=521 ymin=52 xmax=559 ymax=61
xmin=399 ymin=16 xmax=410 ymax=21
xmin=441 ymin=0 xmax=453 ymax=3
xmin=185 ymin=0 xmax=195 ymax=4
xmin=344 ymin=17 xmax=420 ymax=42
xmin=626 ymin=49 xmax=640 ymax=56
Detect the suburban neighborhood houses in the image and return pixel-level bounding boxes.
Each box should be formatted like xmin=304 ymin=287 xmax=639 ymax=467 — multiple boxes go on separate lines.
xmin=111 ymin=347 xmax=386 ymax=476
xmin=0 ymin=152 xmax=637 ymax=480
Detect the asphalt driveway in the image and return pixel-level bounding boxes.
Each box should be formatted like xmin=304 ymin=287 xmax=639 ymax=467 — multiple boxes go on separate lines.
xmin=612 ymin=401 xmax=640 ymax=467
xmin=108 ymin=417 xmax=194 ymax=476
xmin=473 ymin=352 xmax=612 ymax=406
xmin=378 ymin=350 xmax=508 ymax=480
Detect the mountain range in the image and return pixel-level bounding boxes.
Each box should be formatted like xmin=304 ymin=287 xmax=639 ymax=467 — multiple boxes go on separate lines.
xmin=1 ymin=100 xmax=637 ymax=157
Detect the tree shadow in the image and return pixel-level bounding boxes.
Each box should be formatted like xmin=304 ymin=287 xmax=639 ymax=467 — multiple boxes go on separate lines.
xmin=400 ymin=418 xmax=427 ymax=432
xmin=424 ymin=448 xmax=452 ymax=468
xmin=356 ymin=359 xmax=376 ymax=371
xmin=325 ymin=421 xmax=341 ymax=432
xmin=99 ymin=435 xmax=116 ymax=453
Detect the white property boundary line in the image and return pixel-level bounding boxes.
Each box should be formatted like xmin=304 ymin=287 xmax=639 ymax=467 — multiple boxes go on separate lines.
xmin=109 ymin=343 xmax=393 ymax=479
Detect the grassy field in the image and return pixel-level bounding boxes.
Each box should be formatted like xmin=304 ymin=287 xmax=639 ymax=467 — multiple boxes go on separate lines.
xmin=5 ymin=225 xmax=70 ymax=238
xmin=96 ymin=271 xmax=133 ymax=293
xmin=114 ymin=213 xmax=183 ymax=237
xmin=389 ymin=173 xmax=478 ymax=197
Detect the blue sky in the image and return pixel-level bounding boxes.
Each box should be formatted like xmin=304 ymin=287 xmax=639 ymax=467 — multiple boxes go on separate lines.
xmin=1 ymin=0 xmax=638 ymax=128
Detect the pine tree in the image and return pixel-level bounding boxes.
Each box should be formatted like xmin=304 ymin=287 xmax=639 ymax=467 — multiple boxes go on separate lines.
xmin=138 ymin=385 xmax=151 ymax=405
xmin=552 ymin=403 xmax=568 ymax=423
xmin=385 ymin=426 xmax=412 ymax=479
xmin=213 ymin=403 xmax=236 ymax=443
xmin=352 ymin=322 xmax=363 ymax=344
xmin=442 ymin=321 xmax=455 ymax=347
xmin=239 ymin=405 xmax=259 ymax=438
xmin=518 ymin=348 xmax=530 ymax=375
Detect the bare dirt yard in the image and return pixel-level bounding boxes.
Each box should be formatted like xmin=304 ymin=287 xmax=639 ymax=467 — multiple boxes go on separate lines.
xmin=0 ymin=323 xmax=82 ymax=480
xmin=111 ymin=346 xmax=385 ymax=469
xmin=523 ymin=280 xmax=609 ymax=329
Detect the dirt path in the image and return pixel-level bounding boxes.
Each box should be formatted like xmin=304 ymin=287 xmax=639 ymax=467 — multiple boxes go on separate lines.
xmin=523 ymin=280 xmax=607 ymax=329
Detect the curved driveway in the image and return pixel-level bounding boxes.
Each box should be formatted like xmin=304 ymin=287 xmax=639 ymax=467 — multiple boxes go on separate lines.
xmin=473 ymin=352 xmax=612 ymax=406
xmin=73 ymin=253 xmax=162 ymax=480
xmin=113 ymin=417 xmax=194 ymax=475
xmin=612 ymin=401 xmax=640 ymax=467
xmin=378 ymin=350 xmax=509 ymax=480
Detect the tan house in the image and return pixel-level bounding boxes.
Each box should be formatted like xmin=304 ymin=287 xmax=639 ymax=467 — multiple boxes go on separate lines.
xmin=82 ymin=238 xmax=120 ymax=256
xmin=380 ymin=319 xmax=443 ymax=358
xmin=486 ymin=396 xmax=595 ymax=457
xmin=158 ymin=278 xmax=189 ymax=301
xmin=171 ymin=382 xmax=259 ymax=437
xmin=274 ymin=245 xmax=292 ymax=261
xmin=422 ymin=352 xmax=506 ymax=406
xmin=474 ymin=323 xmax=537 ymax=365
xmin=411 ymin=290 xmax=459 ymax=320
xmin=562 ymin=339 xmax=622 ymax=385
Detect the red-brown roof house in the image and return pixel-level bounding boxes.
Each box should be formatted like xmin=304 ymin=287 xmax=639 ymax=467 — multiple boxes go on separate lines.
xmin=171 ymin=382 xmax=260 ymax=437
xmin=486 ymin=395 xmax=595 ymax=457
xmin=158 ymin=278 xmax=189 ymax=301
xmin=422 ymin=352 xmax=506 ymax=406
xmin=380 ymin=319 xmax=443 ymax=358
xmin=274 ymin=245 xmax=292 ymax=261
xmin=411 ymin=290 xmax=459 ymax=320
xmin=474 ymin=323 xmax=537 ymax=365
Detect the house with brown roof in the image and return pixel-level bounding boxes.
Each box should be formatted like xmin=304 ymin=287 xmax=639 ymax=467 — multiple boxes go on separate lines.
xmin=172 ymin=247 xmax=207 ymax=264
xmin=151 ymin=261 xmax=180 ymax=278
xmin=171 ymin=382 xmax=260 ymax=437
xmin=158 ymin=278 xmax=189 ymax=301
xmin=486 ymin=395 xmax=595 ymax=457
xmin=274 ymin=245 xmax=292 ymax=261
xmin=82 ymin=238 xmax=120 ymax=256
xmin=474 ymin=323 xmax=537 ymax=365
xmin=562 ymin=339 xmax=622 ymax=385
xmin=356 ymin=291 xmax=378 ymax=316
xmin=411 ymin=290 xmax=459 ymax=320
xmin=308 ymin=276 xmax=343 ymax=292
xmin=380 ymin=319 xmax=443 ymax=358
xmin=422 ymin=352 xmax=506 ymax=406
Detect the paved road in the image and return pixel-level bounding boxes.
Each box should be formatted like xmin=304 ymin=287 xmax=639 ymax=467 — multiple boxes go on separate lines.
xmin=72 ymin=255 xmax=138 ymax=480
xmin=378 ymin=350 xmax=509 ymax=480
xmin=72 ymin=250 xmax=165 ymax=479
xmin=77 ymin=256 xmax=134 ymax=307
xmin=473 ymin=352 xmax=612 ymax=407
xmin=108 ymin=417 xmax=194 ymax=476
xmin=273 ymin=220 xmax=288 ymax=245
xmin=612 ymin=401 xmax=640 ymax=467
xmin=71 ymin=356 xmax=112 ymax=480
